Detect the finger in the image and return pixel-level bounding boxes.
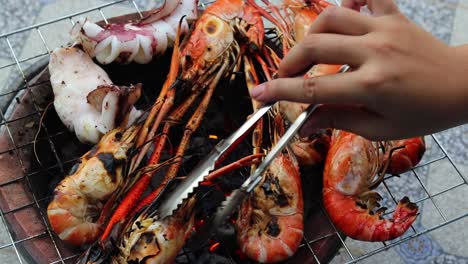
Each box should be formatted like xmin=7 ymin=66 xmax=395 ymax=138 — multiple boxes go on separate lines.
xmin=278 ymin=34 xmax=365 ymax=77
xmin=366 ymin=0 xmax=399 ymax=16
xmin=250 ymin=71 xmax=371 ymax=106
xmin=298 ymin=104 xmax=390 ymax=141
xmin=341 ymin=0 xmax=367 ymax=10
xmin=307 ymin=6 xmax=374 ymax=36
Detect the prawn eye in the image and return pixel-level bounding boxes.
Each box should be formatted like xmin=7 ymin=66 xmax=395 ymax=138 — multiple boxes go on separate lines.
xmin=203 ymin=18 xmax=221 ymax=36
xmin=183 ymin=55 xmax=193 ymax=68
xmin=115 ymin=132 xmax=123 ymax=141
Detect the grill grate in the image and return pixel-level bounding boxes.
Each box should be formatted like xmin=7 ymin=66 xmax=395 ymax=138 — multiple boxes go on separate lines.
xmin=0 ymin=0 xmax=465 ymax=263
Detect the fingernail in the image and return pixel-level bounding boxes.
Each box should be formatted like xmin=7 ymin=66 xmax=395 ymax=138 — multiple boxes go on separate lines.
xmin=249 ymin=83 xmax=266 ymax=100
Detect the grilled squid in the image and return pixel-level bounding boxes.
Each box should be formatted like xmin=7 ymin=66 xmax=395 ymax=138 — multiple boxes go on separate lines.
xmin=71 ymin=0 xmax=198 ymax=64
xmin=49 ymin=46 xmax=142 ymax=144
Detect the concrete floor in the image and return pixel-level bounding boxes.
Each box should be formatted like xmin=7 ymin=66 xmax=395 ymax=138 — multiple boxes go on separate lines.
xmin=1 ymin=0 xmax=468 ymax=263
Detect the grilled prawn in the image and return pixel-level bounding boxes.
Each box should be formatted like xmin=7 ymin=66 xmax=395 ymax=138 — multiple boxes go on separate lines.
xmin=236 ymin=151 xmax=304 ymax=263
xmin=108 ymin=1 xmax=300 ymax=262
xmin=114 ymin=197 xmax=196 ymax=264
xmin=385 ymin=137 xmax=426 ymax=174
xmin=47 ymin=126 xmax=138 ymax=246
xmin=75 ymin=0 xmax=273 ymax=256
xmin=71 ymin=0 xmax=197 ymax=64
xmin=239 ymin=55 xmax=305 ymax=262
xmin=323 ymin=130 xmax=419 ymax=241
xmin=255 ymin=0 xmax=340 ymax=167
xmin=278 ymin=65 xmax=341 ymax=167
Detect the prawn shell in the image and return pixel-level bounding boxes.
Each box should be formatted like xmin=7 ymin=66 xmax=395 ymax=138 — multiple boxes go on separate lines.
xmin=385 ymin=137 xmax=426 ymax=175
xmin=323 ymin=131 xmax=419 ymax=241
xmin=47 ymin=128 xmax=135 ymax=246
xmin=236 ymin=153 xmax=304 ymax=263
xmin=116 ymin=198 xmax=197 ymax=264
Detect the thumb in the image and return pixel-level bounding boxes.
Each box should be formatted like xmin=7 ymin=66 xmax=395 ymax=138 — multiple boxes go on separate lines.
xmin=299 ymin=104 xmax=391 ymax=141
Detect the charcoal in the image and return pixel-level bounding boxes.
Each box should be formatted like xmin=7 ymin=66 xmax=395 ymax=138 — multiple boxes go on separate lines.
xmin=195 ymin=252 xmax=232 ymax=264
xmin=216 ymin=222 xmax=235 ymax=240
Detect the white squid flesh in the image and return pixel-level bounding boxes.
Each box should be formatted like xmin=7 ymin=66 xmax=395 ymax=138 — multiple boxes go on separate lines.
xmin=49 ymin=46 xmax=142 ymax=144
xmin=71 ymin=0 xmax=198 ymax=64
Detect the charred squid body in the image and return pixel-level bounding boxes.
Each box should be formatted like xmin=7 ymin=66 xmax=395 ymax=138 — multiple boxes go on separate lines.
xmin=114 ymin=198 xmax=196 ymax=264
xmin=47 ymin=127 xmax=138 ymax=246
xmin=236 ymin=153 xmax=304 ymax=263
xmin=49 ymin=47 xmax=142 ymax=144
xmin=71 ymin=0 xmax=197 ymax=64
xmin=323 ymin=130 xmax=419 ymax=241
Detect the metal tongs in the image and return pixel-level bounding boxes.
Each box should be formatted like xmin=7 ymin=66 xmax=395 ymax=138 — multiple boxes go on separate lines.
xmin=158 ymin=65 xmax=350 ymax=239
xmin=157 ymin=102 xmax=275 ymax=219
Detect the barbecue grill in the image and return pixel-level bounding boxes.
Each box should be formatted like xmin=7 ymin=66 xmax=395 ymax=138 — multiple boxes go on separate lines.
xmin=0 ymin=0 xmax=466 ymax=263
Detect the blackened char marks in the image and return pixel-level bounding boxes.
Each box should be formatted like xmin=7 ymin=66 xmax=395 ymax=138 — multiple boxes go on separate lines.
xmin=261 ymin=174 xmax=291 ymax=207
xmin=96 ymin=153 xmax=121 ymax=182
xmin=266 ymin=217 xmax=281 ymax=237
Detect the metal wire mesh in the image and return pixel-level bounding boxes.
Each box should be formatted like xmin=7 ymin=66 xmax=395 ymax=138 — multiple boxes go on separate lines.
xmin=0 ymin=0 xmax=465 ymax=263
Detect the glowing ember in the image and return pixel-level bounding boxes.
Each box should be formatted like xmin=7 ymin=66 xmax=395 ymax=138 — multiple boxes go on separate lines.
xmin=200 ymin=181 xmax=214 ymax=186
xmin=195 ymin=219 xmax=205 ymax=230
xmin=209 ymin=242 xmax=220 ymax=252
xmin=235 ymin=249 xmax=248 ymax=260
xmin=209 ymin=135 xmax=219 ymax=140
xmin=192 ymin=219 xmax=206 ymax=232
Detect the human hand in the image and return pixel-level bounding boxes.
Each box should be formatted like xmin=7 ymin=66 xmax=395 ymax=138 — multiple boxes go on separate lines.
xmin=249 ymin=0 xmax=468 ymax=141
